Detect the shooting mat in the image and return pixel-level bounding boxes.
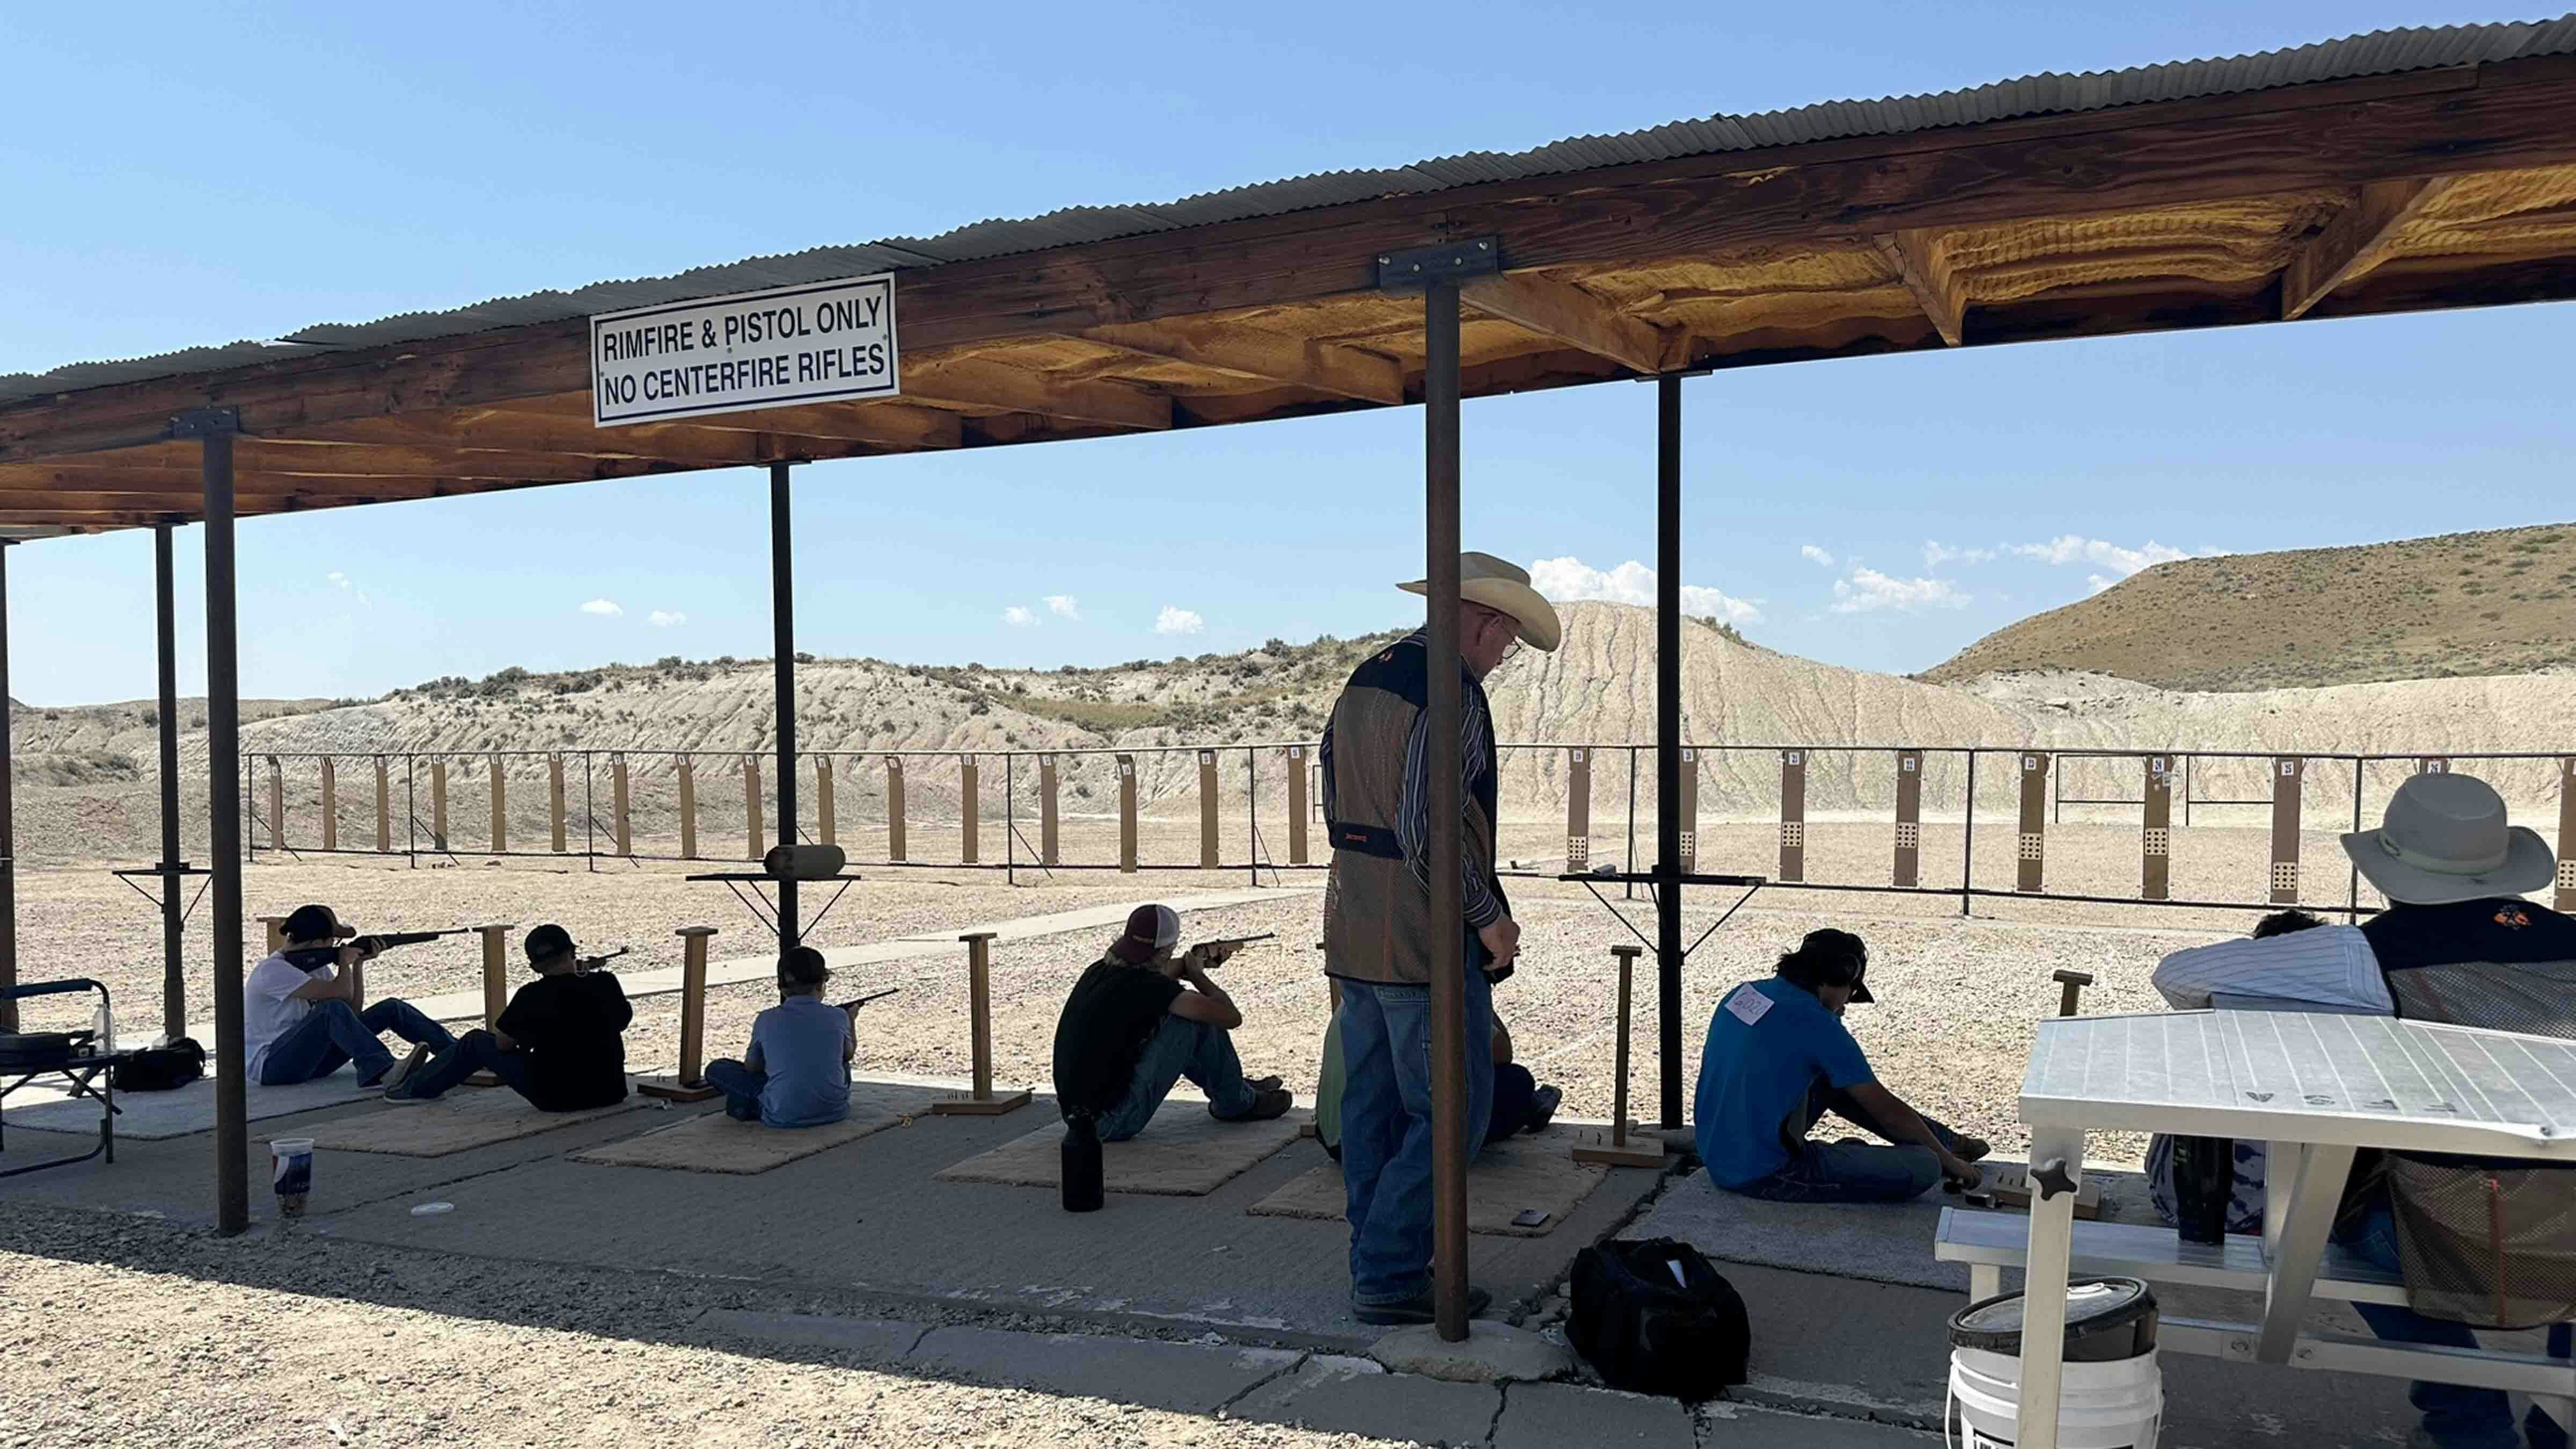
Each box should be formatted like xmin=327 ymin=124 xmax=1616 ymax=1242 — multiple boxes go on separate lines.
xmin=933 ymin=1101 xmax=1307 ymax=1196
xmin=288 ymin=1081 xmax=649 ymax=1157
xmin=573 ymin=1082 xmax=939 ymax=1174
xmin=3 ymin=1070 xmax=376 ymax=1140
xmin=1248 ymin=1128 xmax=1606 ymax=1236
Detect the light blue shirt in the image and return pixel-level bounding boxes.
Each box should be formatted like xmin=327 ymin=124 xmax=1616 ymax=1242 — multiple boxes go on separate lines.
xmin=1694 ymin=977 xmax=1876 ymax=1189
xmin=745 ymin=994 xmax=852 ymax=1129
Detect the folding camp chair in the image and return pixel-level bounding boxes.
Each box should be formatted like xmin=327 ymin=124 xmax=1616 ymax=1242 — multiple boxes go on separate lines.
xmin=0 ymin=978 xmax=135 ymax=1178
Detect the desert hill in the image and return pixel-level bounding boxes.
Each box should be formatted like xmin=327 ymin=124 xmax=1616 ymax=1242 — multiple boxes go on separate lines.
xmin=1925 ymin=523 xmax=2576 ymax=692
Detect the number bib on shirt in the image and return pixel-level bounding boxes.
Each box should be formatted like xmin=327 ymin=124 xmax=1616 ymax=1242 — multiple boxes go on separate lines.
xmin=1723 ymin=985 xmax=1773 ymax=1027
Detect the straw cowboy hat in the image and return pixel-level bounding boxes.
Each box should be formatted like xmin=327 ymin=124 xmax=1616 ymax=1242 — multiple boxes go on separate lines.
xmin=2341 ymin=771 xmax=2555 ymax=906
xmin=1398 ymin=552 xmax=1562 ymax=653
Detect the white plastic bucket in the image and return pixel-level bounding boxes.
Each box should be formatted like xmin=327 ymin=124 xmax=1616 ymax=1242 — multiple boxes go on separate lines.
xmin=1948 ymin=1344 xmax=2162 ymax=1449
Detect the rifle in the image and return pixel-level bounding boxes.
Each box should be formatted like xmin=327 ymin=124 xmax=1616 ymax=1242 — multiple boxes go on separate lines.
xmin=345 ymin=928 xmax=471 ymax=957
xmin=1187 ymin=933 xmax=1275 ymax=968
xmin=837 ymin=986 xmax=901 ymax=1012
xmin=576 ymin=947 xmax=632 ymax=973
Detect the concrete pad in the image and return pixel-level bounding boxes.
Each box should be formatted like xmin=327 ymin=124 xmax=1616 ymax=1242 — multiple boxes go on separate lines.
xmin=3 ymin=1070 xmax=375 ymax=1139
xmin=697 ymin=1309 xmax=926 ymax=1363
xmin=1621 ymin=1168 xmax=2150 ymax=1293
xmin=291 ymin=1085 xmax=649 ymax=1157
xmin=1231 ymin=1355 xmax=1499 ymax=1445
xmin=572 ymin=1084 xmax=938 ymax=1173
xmin=909 ymin=1325 xmax=1301 ymax=1413
xmin=1496 ymin=1380 xmax=1694 ymax=1449
xmin=1701 ymin=1404 xmax=1939 ymax=1446
xmin=1372 ymin=1320 xmax=1574 ymax=1383
xmin=1252 ymin=1128 xmax=1610 ymax=1235
xmin=934 ymin=1102 xmax=1306 ymax=1196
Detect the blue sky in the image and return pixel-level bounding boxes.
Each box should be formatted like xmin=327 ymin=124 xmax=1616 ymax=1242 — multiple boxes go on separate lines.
xmin=4 ymin=1 xmax=2570 ymax=706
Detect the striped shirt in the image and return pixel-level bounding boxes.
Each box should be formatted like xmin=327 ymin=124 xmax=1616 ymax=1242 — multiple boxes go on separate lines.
xmin=2149 ymin=925 xmax=2394 ymax=1014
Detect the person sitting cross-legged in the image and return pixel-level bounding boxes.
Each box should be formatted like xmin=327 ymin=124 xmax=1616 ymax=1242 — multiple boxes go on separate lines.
xmin=1694 ymin=929 xmax=1987 ymax=1203
xmin=1051 ymin=904 xmax=1292 ymax=1141
xmin=387 ymin=923 xmax=631 ymax=1110
xmin=703 ymin=947 xmax=854 ymax=1129
xmin=245 ymin=903 xmax=453 ymax=1092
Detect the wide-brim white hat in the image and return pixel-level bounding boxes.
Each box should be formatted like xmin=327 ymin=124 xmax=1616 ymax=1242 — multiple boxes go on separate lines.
xmin=2340 ymin=771 xmax=2556 ymax=906
xmin=1397 ymin=552 xmax=1562 ymax=653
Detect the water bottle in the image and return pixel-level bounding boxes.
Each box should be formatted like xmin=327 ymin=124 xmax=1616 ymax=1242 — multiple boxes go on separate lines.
xmin=2171 ymin=1135 xmax=2232 ymax=1245
xmin=1062 ymin=1115 xmax=1104 ymax=1213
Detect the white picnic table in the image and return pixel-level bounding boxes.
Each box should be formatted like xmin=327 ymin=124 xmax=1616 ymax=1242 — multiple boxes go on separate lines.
xmin=2010 ymin=1010 xmax=2576 ymax=1449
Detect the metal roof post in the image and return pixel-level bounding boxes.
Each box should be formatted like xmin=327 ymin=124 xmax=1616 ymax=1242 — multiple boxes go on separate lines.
xmin=155 ymin=522 xmax=186 ymax=1040
xmin=1656 ymin=374 xmax=1685 ymax=1129
xmin=0 ymin=540 xmax=13 ymax=1036
xmin=770 ymin=459 xmax=800 ymax=948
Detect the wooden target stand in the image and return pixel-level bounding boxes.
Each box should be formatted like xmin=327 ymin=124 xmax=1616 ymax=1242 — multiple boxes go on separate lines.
xmin=638 ymin=926 xmax=723 ymax=1102
xmin=459 ymin=923 xmax=517 ymax=1088
xmin=1570 ymin=944 xmax=1667 ymax=1169
xmin=933 ymin=932 xmax=1032 ymax=1115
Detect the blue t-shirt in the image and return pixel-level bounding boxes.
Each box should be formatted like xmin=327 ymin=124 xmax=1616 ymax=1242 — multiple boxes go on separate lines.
xmin=1693 ymin=977 xmax=1876 ymax=1189
xmin=746 ymin=994 xmax=853 ymax=1129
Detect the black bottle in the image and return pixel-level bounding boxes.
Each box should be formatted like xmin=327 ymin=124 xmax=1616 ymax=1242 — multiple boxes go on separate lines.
xmin=1062 ymin=1115 xmax=1104 ymax=1213
xmin=2171 ymin=1136 xmax=2233 ymax=1245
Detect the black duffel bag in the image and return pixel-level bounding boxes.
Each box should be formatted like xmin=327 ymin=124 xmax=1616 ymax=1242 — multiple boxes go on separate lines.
xmin=112 ymin=1036 xmax=206 ymax=1093
xmin=1567 ymin=1237 xmax=1751 ymax=1400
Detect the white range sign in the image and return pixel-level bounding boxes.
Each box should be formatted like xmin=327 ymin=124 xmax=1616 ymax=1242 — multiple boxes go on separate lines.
xmin=590 ymin=274 xmax=897 ymax=427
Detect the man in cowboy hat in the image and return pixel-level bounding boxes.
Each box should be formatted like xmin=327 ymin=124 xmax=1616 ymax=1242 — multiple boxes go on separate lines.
xmin=2150 ymin=771 xmax=2572 ymax=1449
xmin=1322 ymin=550 xmax=1560 ymax=1326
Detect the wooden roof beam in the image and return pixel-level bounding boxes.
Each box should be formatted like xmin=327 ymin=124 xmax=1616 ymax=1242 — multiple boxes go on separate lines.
xmin=1870 ymin=230 xmax=1967 ymax=346
xmin=903 ymin=357 xmax=1172 ymax=431
xmin=501 ymin=393 xmax=964 ymax=452
xmin=2282 ymin=176 xmax=2462 ymax=320
xmin=1459 ymin=272 xmax=1673 ymax=375
xmin=1073 ymin=323 xmax=1406 ymax=405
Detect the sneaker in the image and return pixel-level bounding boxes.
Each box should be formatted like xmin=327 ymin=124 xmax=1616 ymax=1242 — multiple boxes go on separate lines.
xmin=370 ymin=1043 xmax=432 ymax=1095
xmin=1521 ymin=1085 xmax=1563 ymax=1135
xmin=1953 ymin=1136 xmax=1993 ymax=1163
xmin=1353 ymin=1284 xmax=1492 ymax=1326
xmin=1246 ymin=1075 xmax=1284 ymax=1094
xmin=1214 ymin=1086 xmax=1294 ymax=1123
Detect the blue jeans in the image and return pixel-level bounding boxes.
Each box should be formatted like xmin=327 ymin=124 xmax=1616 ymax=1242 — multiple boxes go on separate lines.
xmin=1096 ymin=1015 xmax=1260 ymax=1142
xmin=1730 ymin=1084 xmax=1956 ymax=1204
xmin=391 ymin=1029 xmax=532 ymax=1101
xmin=258 ymin=999 xmax=455 ymax=1086
xmin=1337 ymin=949 xmax=1496 ymax=1306
xmin=705 ymin=1058 xmax=765 ymax=1122
xmin=2338 ymin=1198 xmax=2573 ymax=1449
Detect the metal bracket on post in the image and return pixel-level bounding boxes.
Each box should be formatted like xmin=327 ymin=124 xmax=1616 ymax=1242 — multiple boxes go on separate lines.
xmin=170 ymin=408 xmax=244 ymax=442
xmin=1375 ymin=237 xmax=1501 ymax=290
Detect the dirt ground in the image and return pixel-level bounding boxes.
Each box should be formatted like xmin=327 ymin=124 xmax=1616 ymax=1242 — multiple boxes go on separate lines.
xmin=8 ymin=817 xmax=2394 ymax=1166
xmin=0 ymin=1204 xmax=1413 ymax=1449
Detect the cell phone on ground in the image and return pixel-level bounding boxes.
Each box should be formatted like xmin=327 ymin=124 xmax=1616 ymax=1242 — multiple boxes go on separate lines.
xmin=838 ymin=987 xmax=901 ymax=1012
xmin=1511 ymin=1208 xmax=1552 ymax=1228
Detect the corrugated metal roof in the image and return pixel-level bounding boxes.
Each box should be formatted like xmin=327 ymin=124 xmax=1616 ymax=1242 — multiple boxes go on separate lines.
xmin=8 ymin=14 xmax=2572 ymax=406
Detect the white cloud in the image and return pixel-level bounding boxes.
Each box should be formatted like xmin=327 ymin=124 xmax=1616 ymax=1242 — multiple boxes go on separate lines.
xmin=647 ymin=610 xmax=686 ymax=628
xmin=1528 ymin=556 xmax=1763 ymax=625
xmin=1002 ymin=606 xmax=1039 ymax=627
xmin=1799 ymin=545 xmax=1836 ymax=568
xmin=1044 ymin=595 xmax=1081 ymax=620
xmin=1923 ymin=541 xmax=1998 ymax=569
xmin=2010 ymin=535 xmax=2198 ymax=578
xmin=1830 ymin=567 xmax=1970 ymax=614
xmin=2087 ymin=574 xmax=2119 ymax=594
xmin=1154 ymin=606 xmax=1205 ymax=636
xmin=325 ymin=570 xmax=370 ymax=608
xmin=579 ymin=598 xmax=623 ymax=617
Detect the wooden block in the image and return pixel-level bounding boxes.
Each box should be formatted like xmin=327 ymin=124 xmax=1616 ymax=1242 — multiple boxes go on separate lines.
xmin=1571 ymin=1136 xmax=1669 ymax=1170
xmin=931 ymin=1088 xmax=1033 ymax=1116
xmin=636 ymin=1075 xmax=723 ymax=1103
xmin=460 ymin=1070 xmax=505 ymax=1090
xmin=1970 ymin=1161 xmax=2105 ymax=1220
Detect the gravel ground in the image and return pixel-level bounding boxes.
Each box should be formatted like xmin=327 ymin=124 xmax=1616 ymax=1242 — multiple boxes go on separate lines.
xmin=0 ymin=1204 xmax=1416 ymax=1449
xmin=16 ymin=818 xmax=2377 ymax=1165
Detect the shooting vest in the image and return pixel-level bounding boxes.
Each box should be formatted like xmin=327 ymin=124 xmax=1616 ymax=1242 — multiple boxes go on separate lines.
xmin=1320 ymin=633 xmax=1505 ymax=987
xmin=2365 ymin=897 xmax=2576 ymax=1327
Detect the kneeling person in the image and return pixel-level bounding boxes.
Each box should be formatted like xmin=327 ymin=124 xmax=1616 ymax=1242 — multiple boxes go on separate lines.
xmin=705 ymin=947 xmax=854 ymax=1129
xmin=389 ymin=923 xmax=631 ymax=1109
xmin=245 ymin=904 xmax=454 ymax=1090
xmin=1052 ymin=904 xmax=1291 ymax=1140
xmin=1694 ymin=929 xmax=1985 ymax=1203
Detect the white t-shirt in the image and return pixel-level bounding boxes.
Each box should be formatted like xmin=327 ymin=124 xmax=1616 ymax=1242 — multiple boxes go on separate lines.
xmin=244 ymin=951 xmax=334 ymax=1081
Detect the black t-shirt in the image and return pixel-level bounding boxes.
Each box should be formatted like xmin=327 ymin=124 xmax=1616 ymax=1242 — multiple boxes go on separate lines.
xmin=1052 ymin=957 xmax=1183 ymax=1119
xmin=495 ymin=971 xmax=632 ymax=1111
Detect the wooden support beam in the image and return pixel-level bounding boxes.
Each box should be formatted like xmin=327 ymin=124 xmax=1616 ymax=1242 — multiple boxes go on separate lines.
xmin=1074 ymin=323 xmax=1405 ymax=404
xmin=904 ymin=357 xmax=1172 ymax=431
xmin=506 ymin=392 xmax=964 ymax=451
xmin=1870 ymin=230 xmax=1967 ymax=345
xmin=1459 ymin=272 xmax=1672 ymax=374
xmin=2282 ymin=176 xmax=2462 ymax=319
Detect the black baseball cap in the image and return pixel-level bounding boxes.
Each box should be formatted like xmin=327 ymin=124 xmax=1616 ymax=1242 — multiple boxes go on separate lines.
xmin=1779 ymin=928 xmax=1874 ymax=1004
xmin=525 ymin=923 xmax=575 ymax=964
xmin=282 ymin=904 xmax=353 ymax=943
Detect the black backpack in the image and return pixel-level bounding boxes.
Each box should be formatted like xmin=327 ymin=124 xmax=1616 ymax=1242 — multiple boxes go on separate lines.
xmin=1567 ymin=1238 xmax=1750 ymax=1400
xmin=112 ymin=1037 xmax=206 ymax=1093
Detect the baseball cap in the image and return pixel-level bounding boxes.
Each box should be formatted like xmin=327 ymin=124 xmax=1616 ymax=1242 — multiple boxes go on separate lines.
xmin=524 ymin=923 xmax=575 ymax=964
xmin=1122 ymin=904 xmax=1181 ymax=952
xmin=1780 ymin=928 xmax=1874 ymax=1004
xmin=282 ymin=904 xmax=351 ymax=943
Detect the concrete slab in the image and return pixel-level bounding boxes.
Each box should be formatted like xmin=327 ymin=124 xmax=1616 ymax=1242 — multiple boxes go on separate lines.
xmin=572 ymin=1083 xmax=938 ymax=1174
xmin=1622 ymin=1168 xmax=2149 ymax=1293
xmin=697 ymin=1309 xmax=928 ymax=1364
xmin=2 ymin=1070 xmax=374 ymax=1138
xmin=1230 ymin=1355 xmax=1499 ymax=1445
xmin=909 ymin=1325 xmax=1301 ymax=1414
xmin=295 ymin=1085 xmax=650 ymax=1157
xmin=1495 ymin=1380 xmax=1694 ymax=1449
xmin=1372 ymin=1321 xmax=1574 ymax=1383
xmin=1253 ymin=1128 xmax=1611 ymax=1235
xmin=935 ymin=1102 xmax=1307 ymax=1196
xmin=1701 ymin=1404 xmax=1940 ymax=1446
